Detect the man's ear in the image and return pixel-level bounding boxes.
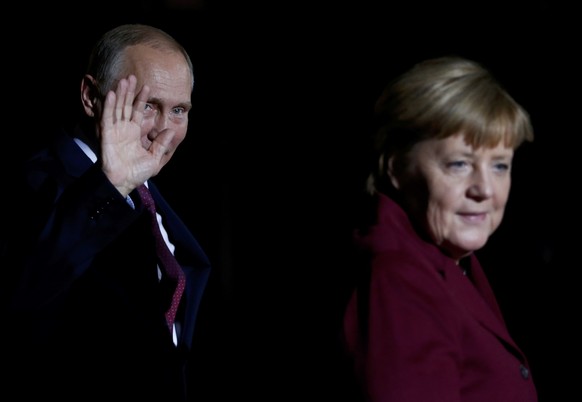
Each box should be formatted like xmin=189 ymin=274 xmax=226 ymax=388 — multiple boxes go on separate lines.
xmin=80 ymin=74 xmax=100 ymax=117
xmin=387 ymin=155 xmax=401 ymax=190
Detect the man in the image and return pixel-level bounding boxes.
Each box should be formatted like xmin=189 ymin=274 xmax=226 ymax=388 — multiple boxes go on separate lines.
xmin=2 ymin=24 xmax=210 ymax=401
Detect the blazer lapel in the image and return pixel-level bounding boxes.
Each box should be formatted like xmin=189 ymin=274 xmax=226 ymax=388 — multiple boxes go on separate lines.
xmin=443 ymin=255 xmax=524 ymax=357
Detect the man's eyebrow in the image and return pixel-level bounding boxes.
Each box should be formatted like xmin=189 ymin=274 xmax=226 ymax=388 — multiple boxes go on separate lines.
xmin=147 ymin=97 xmax=192 ymax=109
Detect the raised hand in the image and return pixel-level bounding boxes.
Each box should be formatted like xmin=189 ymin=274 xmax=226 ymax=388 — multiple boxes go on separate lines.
xmin=99 ymin=75 xmax=174 ymax=196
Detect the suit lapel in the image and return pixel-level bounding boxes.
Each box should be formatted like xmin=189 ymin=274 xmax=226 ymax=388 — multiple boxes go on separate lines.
xmin=55 ymin=130 xmax=94 ymax=178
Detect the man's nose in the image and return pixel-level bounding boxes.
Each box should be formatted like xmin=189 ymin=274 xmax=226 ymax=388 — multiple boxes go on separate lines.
xmin=153 ymin=113 xmax=169 ymax=131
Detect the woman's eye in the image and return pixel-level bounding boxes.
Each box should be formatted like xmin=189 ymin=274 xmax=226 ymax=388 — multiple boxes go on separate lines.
xmin=448 ymin=161 xmax=467 ymax=169
xmin=494 ymin=163 xmax=510 ymax=172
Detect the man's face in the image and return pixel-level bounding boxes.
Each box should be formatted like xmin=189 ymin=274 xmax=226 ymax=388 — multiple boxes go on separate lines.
xmin=124 ymin=44 xmax=193 ymax=168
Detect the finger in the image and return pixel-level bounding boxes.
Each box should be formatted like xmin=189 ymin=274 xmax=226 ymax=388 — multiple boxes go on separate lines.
xmin=132 ymin=83 xmax=150 ymax=126
xmin=124 ymin=75 xmax=137 ymax=121
xmin=150 ymin=129 xmax=176 ymax=158
xmin=114 ymin=78 xmax=128 ymax=122
xmin=101 ymin=90 xmax=117 ymax=132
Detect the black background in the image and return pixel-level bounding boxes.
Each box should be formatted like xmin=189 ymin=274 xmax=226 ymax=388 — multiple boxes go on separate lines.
xmin=7 ymin=1 xmax=578 ymax=400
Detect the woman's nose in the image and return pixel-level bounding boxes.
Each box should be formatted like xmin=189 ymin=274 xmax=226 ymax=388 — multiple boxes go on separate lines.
xmin=468 ymin=169 xmax=493 ymax=200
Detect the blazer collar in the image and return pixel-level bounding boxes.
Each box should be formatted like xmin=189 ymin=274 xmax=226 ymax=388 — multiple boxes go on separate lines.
xmin=442 ymin=255 xmax=525 ymax=357
xmin=375 ymin=193 xmax=526 ymax=358
xmin=54 ymin=130 xmax=94 ymax=178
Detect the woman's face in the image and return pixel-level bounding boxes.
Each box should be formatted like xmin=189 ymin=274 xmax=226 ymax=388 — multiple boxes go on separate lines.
xmin=392 ymin=134 xmax=514 ymax=262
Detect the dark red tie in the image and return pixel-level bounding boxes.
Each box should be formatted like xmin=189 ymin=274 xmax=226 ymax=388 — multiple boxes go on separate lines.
xmin=137 ymin=184 xmax=185 ymax=332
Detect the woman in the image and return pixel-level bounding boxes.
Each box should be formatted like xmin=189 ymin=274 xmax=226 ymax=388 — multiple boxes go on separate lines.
xmin=342 ymin=56 xmax=538 ymax=402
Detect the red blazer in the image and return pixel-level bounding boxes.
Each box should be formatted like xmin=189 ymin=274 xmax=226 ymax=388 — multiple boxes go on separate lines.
xmin=343 ymin=193 xmax=537 ymax=402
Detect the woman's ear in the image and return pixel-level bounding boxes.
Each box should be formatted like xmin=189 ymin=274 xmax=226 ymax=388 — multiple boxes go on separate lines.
xmin=387 ymin=155 xmax=401 ymax=189
xmin=80 ymin=75 xmax=100 ymax=117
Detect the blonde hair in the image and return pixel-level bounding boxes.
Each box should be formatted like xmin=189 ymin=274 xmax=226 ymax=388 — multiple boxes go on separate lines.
xmin=368 ymin=56 xmax=533 ymax=194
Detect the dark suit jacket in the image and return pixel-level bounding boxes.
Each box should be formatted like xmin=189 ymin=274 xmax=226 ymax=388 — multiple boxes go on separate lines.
xmin=2 ymin=130 xmax=211 ymax=401
xmin=342 ymin=193 xmax=537 ymax=402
